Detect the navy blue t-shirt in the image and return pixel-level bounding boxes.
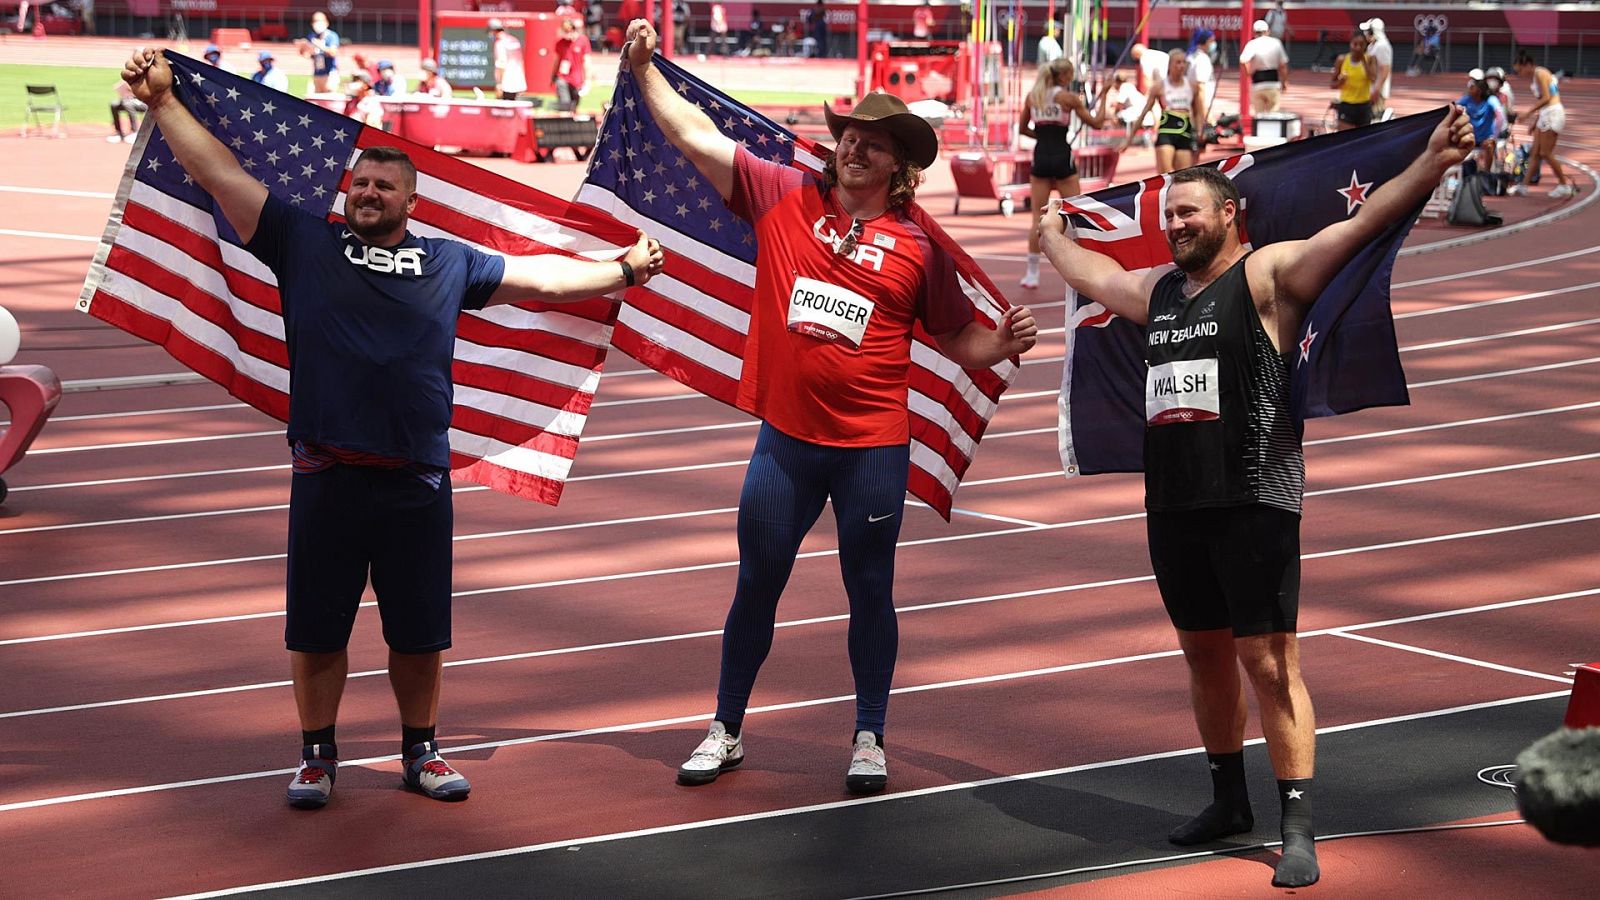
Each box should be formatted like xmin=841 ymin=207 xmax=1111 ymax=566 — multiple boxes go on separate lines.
xmin=247 ymin=194 xmax=505 ymax=467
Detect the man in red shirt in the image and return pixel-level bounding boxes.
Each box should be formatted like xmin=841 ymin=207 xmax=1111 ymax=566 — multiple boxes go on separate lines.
xmin=620 ymin=19 xmax=1036 ymax=794
xmin=553 ymin=17 xmax=591 ymax=111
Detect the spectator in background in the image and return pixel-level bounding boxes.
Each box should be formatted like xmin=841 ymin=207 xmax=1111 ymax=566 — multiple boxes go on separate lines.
xmin=490 ymin=19 xmax=528 ymax=101
xmin=202 ymin=43 xmax=223 ymax=68
xmin=1515 ymin=50 xmax=1577 ymax=199
xmin=710 ymin=3 xmax=730 ymax=55
xmin=253 ymin=50 xmax=289 ymax=93
xmin=1361 ymin=18 xmax=1392 ymax=119
xmin=1130 ymin=43 xmax=1170 ymax=94
xmin=349 ymin=52 xmax=381 ymax=85
xmin=1109 ymin=70 xmax=1152 ymax=140
xmin=107 ymin=78 xmax=145 ymax=143
xmin=1265 ymin=0 xmax=1288 ymax=42
xmin=586 ymin=0 xmax=605 ymax=47
xmin=373 ymin=60 xmax=402 ymax=97
xmin=1241 ymin=18 xmax=1289 ymax=115
xmin=1459 ymin=71 xmax=1505 ymax=175
xmin=913 ymin=3 xmax=935 ymax=40
xmin=1124 ymin=49 xmax=1206 ymax=173
xmin=674 ymin=0 xmax=692 ymax=44
xmin=1188 ymin=28 xmax=1217 ymax=115
xmin=806 ymin=0 xmax=828 ymax=58
xmin=343 ymin=71 xmax=384 ymax=127
xmin=299 ymin=10 xmax=340 ymax=94
xmin=740 ymin=7 xmax=764 ymax=56
xmin=416 ymin=59 xmax=452 ymax=98
xmin=553 ymin=17 xmax=591 ymax=112
xmin=1330 ymin=30 xmax=1377 ymax=131
xmin=72 ymin=0 xmax=95 ymax=35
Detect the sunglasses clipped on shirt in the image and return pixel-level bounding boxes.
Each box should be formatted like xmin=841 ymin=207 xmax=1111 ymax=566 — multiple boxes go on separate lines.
xmin=835 ymin=218 xmax=863 ymax=258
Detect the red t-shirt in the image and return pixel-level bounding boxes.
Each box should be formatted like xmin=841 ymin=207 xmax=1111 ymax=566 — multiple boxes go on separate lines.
xmin=728 ymin=147 xmax=973 ymax=447
xmin=556 ymin=33 xmax=590 ymax=90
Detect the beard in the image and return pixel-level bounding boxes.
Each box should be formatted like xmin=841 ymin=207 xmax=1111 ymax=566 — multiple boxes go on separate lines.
xmin=345 ymin=201 xmax=407 ymax=241
xmin=1168 ymin=223 xmax=1228 ymax=272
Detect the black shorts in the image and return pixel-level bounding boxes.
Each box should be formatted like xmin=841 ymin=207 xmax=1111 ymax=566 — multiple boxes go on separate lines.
xmin=285 ymin=465 xmax=454 ymax=654
xmin=1155 ymin=110 xmax=1196 ymax=150
xmin=1146 ymin=505 xmax=1301 ymax=636
xmin=1336 ymin=101 xmax=1373 ymax=127
xmin=1031 ymin=144 xmax=1078 ymax=180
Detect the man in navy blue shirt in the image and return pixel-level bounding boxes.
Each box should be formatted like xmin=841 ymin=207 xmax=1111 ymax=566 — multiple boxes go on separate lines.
xmin=122 ymin=46 xmax=665 ymax=810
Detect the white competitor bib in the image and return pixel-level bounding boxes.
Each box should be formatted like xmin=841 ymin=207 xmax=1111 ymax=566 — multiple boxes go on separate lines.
xmin=787 ymin=276 xmax=875 ymax=350
xmin=1146 ymin=358 xmax=1221 ymax=425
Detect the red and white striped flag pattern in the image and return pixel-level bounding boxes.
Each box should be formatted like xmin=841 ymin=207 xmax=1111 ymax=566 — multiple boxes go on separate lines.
xmin=77 ymin=51 xmax=643 ymax=504
xmin=575 ymin=57 xmax=1020 ymax=519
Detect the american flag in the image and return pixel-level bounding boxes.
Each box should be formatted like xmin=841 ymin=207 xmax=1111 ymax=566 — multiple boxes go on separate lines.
xmin=1058 ymin=109 xmax=1445 ymax=477
xmin=77 ymin=51 xmax=644 ymax=504
xmin=575 ymin=55 xmax=1020 ymax=519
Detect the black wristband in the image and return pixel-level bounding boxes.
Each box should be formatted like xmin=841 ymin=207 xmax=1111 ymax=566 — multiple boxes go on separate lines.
xmin=619 ymin=260 xmax=636 ymax=287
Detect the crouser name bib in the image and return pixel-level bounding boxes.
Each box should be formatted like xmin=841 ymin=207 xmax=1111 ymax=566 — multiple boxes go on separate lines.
xmin=787 ymin=276 xmax=876 ymax=350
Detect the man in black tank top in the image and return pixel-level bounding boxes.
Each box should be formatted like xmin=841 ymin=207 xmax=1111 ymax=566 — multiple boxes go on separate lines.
xmin=1038 ymin=109 xmax=1476 ymax=888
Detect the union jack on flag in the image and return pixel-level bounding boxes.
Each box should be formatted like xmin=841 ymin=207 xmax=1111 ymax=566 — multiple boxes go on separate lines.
xmin=575 ymin=54 xmax=1021 ymax=519
xmin=1059 ymin=108 xmax=1447 ymax=477
xmin=77 ymin=51 xmax=644 ymax=504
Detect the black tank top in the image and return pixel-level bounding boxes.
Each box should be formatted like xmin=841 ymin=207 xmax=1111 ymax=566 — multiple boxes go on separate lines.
xmin=1142 ymin=253 xmax=1305 ymax=513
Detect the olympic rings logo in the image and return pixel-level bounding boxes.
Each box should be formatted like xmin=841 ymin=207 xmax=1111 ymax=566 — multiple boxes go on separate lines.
xmin=1414 ymin=14 xmax=1449 ymax=36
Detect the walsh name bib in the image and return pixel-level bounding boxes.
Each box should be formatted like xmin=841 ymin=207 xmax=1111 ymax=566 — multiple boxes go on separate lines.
xmin=1146 ymin=358 xmax=1221 ymax=425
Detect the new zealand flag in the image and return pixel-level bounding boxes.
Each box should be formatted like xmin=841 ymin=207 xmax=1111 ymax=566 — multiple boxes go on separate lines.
xmin=1059 ymin=108 xmax=1447 ymax=477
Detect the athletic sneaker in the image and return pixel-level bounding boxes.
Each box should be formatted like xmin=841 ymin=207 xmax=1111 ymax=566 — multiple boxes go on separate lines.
xmin=286 ymin=744 xmax=337 ymax=809
xmin=105 ymin=134 xmax=124 ymax=143
xmin=1549 ymin=183 xmax=1577 ymax=199
xmin=676 ymin=721 xmax=743 ymax=786
xmin=845 ymin=730 xmax=888 ymax=795
xmin=1019 ymin=270 xmax=1040 ymax=289
xmin=402 ymin=741 xmax=471 ymax=801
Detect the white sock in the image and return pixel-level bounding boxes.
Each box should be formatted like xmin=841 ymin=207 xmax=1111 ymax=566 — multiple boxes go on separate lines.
xmin=1025 ymin=253 xmax=1040 ymax=278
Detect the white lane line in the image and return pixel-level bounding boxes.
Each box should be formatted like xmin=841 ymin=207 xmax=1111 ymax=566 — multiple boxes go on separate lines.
xmin=5 ymin=464 xmax=291 ymax=493
xmin=1397 ymin=279 xmax=1600 ymax=320
xmin=28 ymin=430 xmax=282 ymax=455
xmin=46 ymin=402 xmax=252 ymax=423
xmin=1400 ymin=316 xmax=1600 ymax=353
xmin=1327 ymin=631 xmax=1575 ymax=685
xmin=0 ymin=227 xmax=100 ymax=243
xmin=1324 ymin=588 xmax=1600 ymax=633
xmin=1392 ymin=245 xmax=1600 ymax=290
xmin=1407 ymin=355 xmax=1600 ymax=389
xmin=0 ymin=184 xmax=115 ymax=199
xmin=1304 ymin=400 xmax=1600 ymax=446
xmin=65 ymin=688 xmax=1571 ymax=888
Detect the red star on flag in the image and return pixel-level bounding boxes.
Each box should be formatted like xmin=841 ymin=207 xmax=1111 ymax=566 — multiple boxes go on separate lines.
xmin=1336 ymin=170 xmax=1373 ymax=216
xmin=1298 ymin=325 xmax=1320 ymax=363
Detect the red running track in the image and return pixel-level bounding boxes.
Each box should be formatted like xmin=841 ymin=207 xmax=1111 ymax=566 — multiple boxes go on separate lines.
xmin=1 ymin=71 xmax=1598 ymax=897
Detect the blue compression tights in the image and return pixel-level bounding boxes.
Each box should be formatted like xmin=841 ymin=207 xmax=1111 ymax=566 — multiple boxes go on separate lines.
xmin=715 ymin=423 xmax=910 ymax=735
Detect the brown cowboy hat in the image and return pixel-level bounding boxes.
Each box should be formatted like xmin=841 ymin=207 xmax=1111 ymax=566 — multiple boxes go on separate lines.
xmin=824 ymin=92 xmax=939 ymax=170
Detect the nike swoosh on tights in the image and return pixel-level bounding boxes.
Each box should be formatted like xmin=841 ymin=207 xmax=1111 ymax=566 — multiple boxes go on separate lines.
xmin=867 ymin=513 xmax=895 ymax=523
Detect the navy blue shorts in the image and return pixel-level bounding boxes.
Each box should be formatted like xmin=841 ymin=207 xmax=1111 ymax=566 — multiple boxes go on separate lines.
xmin=285 ymin=465 xmax=453 ymax=654
xmin=1146 ymin=504 xmax=1301 ymax=637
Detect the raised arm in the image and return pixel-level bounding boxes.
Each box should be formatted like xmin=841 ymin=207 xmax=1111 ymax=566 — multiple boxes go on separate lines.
xmin=488 ymin=231 xmax=665 ymax=306
xmin=1037 ymin=201 xmax=1167 ymax=326
xmin=1068 ymin=88 xmax=1112 ymax=130
xmin=1330 ymin=54 xmax=1347 ymax=88
xmin=1255 ymin=106 xmax=1474 ymax=310
xmin=624 ymin=19 xmax=737 ymax=200
xmin=123 ymin=49 xmax=268 ymax=243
